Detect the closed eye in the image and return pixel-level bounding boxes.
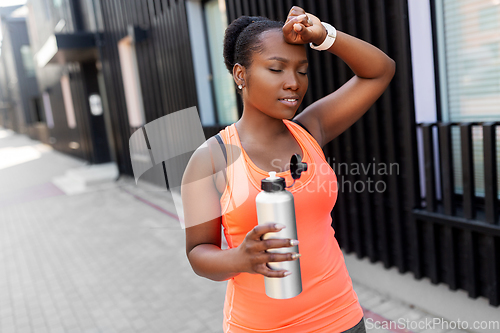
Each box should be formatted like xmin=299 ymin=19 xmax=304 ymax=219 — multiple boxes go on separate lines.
xmin=270 ymin=69 xmax=308 ymax=75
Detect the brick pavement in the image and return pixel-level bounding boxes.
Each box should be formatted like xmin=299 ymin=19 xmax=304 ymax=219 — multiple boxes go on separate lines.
xmin=0 ymin=177 xmax=227 ymax=333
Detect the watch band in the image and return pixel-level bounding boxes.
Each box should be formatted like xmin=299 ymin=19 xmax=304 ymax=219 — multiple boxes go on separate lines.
xmin=309 ymin=22 xmax=337 ymax=51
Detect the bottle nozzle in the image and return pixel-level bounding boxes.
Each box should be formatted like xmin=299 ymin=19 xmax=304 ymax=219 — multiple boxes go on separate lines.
xmin=261 ymin=171 xmax=286 ymax=192
xmin=267 ymin=171 xmax=279 ymax=180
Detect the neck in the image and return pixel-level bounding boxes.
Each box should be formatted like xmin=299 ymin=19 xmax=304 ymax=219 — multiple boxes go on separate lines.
xmin=235 ymin=109 xmax=289 ymax=144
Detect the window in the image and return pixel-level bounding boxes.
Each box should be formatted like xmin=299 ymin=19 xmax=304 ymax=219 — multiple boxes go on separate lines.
xmin=186 ymin=0 xmax=238 ymax=126
xmin=203 ymin=0 xmax=238 ymax=125
xmin=20 ymin=45 xmax=36 ymax=78
xmin=60 ymin=75 xmax=77 ymax=128
xmin=42 ymin=91 xmax=54 ymax=128
xmin=118 ymin=36 xmax=145 ymax=129
xmin=434 ymin=0 xmax=500 ymax=198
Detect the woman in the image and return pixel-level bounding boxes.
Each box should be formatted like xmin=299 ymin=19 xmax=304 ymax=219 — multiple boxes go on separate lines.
xmin=182 ymin=5 xmax=395 ymax=333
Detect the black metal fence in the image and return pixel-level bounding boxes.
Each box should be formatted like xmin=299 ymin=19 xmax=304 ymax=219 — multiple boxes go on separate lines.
xmin=99 ymin=0 xmax=199 ymax=175
xmin=414 ymin=122 xmax=500 ymax=306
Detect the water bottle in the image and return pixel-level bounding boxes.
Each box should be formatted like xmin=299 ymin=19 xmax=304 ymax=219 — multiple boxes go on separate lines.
xmin=255 ymin=154 xmax=307 ymax=299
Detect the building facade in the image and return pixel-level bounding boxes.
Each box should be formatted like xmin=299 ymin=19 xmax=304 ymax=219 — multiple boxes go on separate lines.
xmin=0 ymin=5 xmax=40 ymax=135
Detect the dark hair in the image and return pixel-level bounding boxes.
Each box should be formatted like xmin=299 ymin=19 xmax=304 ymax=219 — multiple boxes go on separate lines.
xmin=223 ymin=16 xmax=284 ymax=94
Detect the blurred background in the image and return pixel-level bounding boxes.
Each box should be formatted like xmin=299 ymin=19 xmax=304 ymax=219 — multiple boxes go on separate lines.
xmin=0 ymin=0 xmax=499 ymax=332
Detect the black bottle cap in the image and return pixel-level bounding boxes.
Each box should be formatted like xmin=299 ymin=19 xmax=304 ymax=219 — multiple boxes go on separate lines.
xmin=290 ymin=154 xmax=308 ymax=180
xmin=261 ymin=173 xmax=286 ymax=192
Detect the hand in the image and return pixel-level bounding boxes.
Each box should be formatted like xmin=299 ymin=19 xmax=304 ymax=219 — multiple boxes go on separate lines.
xmin=236 ymin=223 xmax=300 ymax=278
xmin=282 ymin=6 xmax=326 ymax=46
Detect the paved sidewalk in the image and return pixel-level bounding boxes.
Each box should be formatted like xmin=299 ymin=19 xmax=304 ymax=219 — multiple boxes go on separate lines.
xmin=0 ymin=128 xmax=471 ymax=333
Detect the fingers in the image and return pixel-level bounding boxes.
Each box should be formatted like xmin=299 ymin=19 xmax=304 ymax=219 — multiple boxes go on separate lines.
xmin=249 ymin=223 xmax=299 ymax=251
xmin=265 ymin=251 xmax=301 ymax=262
xmin=288 ymin=5 xmax=306 ymax=17
xmin=285 ymin=5 xmax=311 ymax=26
xmin=293 ymin=15 xmax=313 ymax=32
xmin=283 ymin=14 xmax=313 ymax=36
xmin=258 ymin=237 xmax=298 ymax=252
xmin=244 ymin=249 xmax=300 ymax=277
xmin=243 ymin=223 xmax=301 ymax=277
xmin=290 ymin=14 xmax=313 ymax=27
xmin=254 ymin=258 xmax=301 ymax=278
xmin=250 ymin=223 xmax=285 ymax=240
xmin=255 ymin=263 xmax=290 ymax=278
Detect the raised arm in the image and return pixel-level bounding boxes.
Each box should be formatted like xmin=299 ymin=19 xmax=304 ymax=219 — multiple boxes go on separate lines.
xmin=283 ymin=6 xmax=396 ymax=147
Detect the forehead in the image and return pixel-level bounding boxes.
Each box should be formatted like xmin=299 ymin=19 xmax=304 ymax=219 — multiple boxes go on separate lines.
xmin=255 ymin=29 xmax=308 ymax=63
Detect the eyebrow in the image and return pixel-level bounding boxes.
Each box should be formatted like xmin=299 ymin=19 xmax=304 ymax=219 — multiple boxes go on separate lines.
xmin=267 ymin=56 xmax=308 ymax=64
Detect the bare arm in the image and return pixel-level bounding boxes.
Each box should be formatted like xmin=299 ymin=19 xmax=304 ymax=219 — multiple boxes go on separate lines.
xmin=182 ymin=137 xmax=299 ymax=281
xmin=186 ymin=226 xmax=243 ymax=282
xmin=283 ymin=6 xmax=396 ymax=147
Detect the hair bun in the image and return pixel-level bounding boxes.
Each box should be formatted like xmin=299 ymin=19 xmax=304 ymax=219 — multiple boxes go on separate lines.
xmin=223 ymin=16 xmax=267 ymax=72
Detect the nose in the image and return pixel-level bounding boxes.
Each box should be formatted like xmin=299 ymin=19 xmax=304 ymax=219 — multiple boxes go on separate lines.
xmin=283 ymin=71 xmax=301 ymax=91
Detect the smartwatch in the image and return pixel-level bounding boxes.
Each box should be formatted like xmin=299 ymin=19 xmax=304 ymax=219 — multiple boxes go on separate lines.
xmin=309 ymin=22 xmax=337 ymax=51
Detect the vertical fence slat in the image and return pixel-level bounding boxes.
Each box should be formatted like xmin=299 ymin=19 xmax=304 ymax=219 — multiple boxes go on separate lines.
xmin=423 ymin=124 xmax=436 ymax=212
xmin=394 ymin=0 xmax=421 ymax=274
xmin=226 ymin=0 xmax=236 ymax=22
xmin=249 ymin=0 xmax=257 ymax=16
xmin=331 ymin=137 xmax=351 ymax=253
xmin=423 ymin=221 xmax=439 ymax=284
xmin=439 ymin=123 xmax=455 ymax=215
xmin=464 ymin=231 xmax=479 ymax=298
xmin=241 ymin=0 xmax=249 ymax=15
xmin=460 ymin=123 xmax=475 ymax=220
xmin=443 ymin=226 xmax=458 ymax=290
xmin=164 ymin=1 xmax=175 ymax=110
xmin=234 ymin=0 xmax=242 ymax=18
xmin=147 ymin=2 xmax=165 ymax=118
xmin=304 ymin=0 xmax=324 ymax=104
xmin=257 ymin=0 xmax=266 ymax=17
xmin=179 ymin=0 xmax=199 ymax=110
xmin=342 ymin=128 xmax=363 ymax=256
xmin=486 ymin=235 xmax=499 ymax=306
xmin=483 ymin=122 xmax=498 ymax=225
xmin=355 ymin=0 xmax=377 ymax=263
xmin=173 ymin=1 xmax=186 ymax=109
xmin=370 ymin=0 xmax=400 ymax=272
xmin=275 ymin=0 xmax=286 ymax=23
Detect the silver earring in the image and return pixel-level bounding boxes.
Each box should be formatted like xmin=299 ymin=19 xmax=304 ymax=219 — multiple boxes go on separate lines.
xmin=238 ymin=84 xmax=243 ymax=89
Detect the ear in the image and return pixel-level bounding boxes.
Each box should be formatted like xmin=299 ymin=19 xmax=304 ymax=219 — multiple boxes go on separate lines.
xmin=233 ymin=63 xmax=246 ymax=87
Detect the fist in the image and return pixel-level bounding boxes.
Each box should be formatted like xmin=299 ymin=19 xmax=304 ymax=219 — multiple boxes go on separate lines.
xmin=282 ymin=6 xmax=326 ymax=45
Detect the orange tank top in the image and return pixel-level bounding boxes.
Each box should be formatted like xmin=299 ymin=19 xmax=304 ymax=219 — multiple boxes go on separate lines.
xmin=218 ymin=119 xmax=363 ymax=333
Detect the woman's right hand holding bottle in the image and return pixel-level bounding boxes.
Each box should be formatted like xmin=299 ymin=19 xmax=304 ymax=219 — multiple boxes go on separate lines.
xmin=236 ymin=223 xmax=300 ymax=278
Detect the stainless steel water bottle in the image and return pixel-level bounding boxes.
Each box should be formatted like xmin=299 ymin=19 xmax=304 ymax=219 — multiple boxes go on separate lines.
xmin=255 ymin=154 xmax=307 ymax=299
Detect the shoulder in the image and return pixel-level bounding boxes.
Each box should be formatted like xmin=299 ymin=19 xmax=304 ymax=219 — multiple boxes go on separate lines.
xmin=183 ymin=135 xmax=229 ymax=193
xmin=183 ymin=136 xmax=219 ymax=184
xmin=183 ymin=141 xmax=209 ymax=186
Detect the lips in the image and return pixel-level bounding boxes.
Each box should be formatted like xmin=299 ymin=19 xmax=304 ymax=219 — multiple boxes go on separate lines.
xmin=278 ymin=95 xmax=300 ymax=101
xmin=279 ymin=98 xmax=299 ymax=107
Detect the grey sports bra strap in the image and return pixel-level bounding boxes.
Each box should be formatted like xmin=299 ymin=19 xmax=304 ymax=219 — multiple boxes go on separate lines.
xmin=215 ymin=134 xmax=227 ymax=164
xmin=214 ymin=133 xmax=228 ymax=187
